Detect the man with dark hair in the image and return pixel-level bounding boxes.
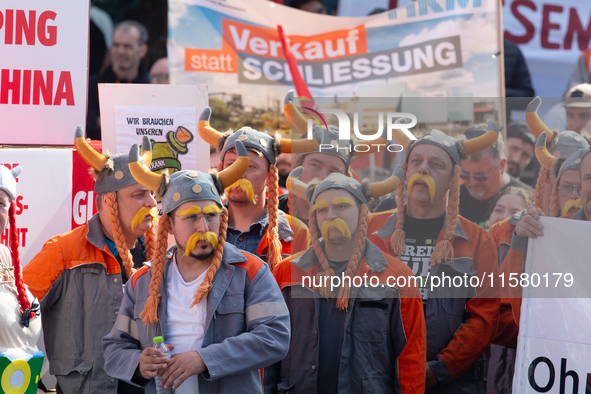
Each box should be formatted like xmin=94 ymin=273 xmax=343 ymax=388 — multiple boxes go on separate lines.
xmin=505 ymin=122 xmax=535 ymax=179
xmin=459 ymin=124 xmax=532 ymax=227
xmin=87 ymin=20 xmax=150 ymax=140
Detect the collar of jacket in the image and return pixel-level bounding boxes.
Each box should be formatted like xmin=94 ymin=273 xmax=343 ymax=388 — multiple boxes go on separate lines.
xmin=571 ymin=208 xmax=587 ymax=221
xmin=86 ymin=214 xmax=109 ymax=252
xmin=292 ymin=238 xmax=388 ymax=273
xmin=373 ymin=210 xmax=470 ymax=241
xmin=225 ymin=200 xmax=295 ymax=241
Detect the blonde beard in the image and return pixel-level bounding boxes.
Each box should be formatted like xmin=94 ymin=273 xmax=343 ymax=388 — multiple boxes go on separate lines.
xmin=130 ymin=206 xmax=158 ymax=231
xmin=226 ymin=179 xmax=257 ymax=204
xmin=407 ymin=173 xmax=436 ymax=202
xmin=321 ymin=218 xmax=351 ymax=241
xmin=563 ymin=198 xmax=582 ymax=214
xmin=185 ymin=232 xmax=219 ymax=257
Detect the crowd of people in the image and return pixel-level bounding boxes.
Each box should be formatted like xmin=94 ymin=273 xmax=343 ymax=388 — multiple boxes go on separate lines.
xmin=3 ymin=5 xmax=591 ymax=394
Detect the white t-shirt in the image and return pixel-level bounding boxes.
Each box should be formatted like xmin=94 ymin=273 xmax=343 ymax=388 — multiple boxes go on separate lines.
xmin=164 ymin=255 xmax=207 ymax=394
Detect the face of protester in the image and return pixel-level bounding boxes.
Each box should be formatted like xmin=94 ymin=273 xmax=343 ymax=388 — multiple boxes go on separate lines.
xmin=406 ymin=144 xmax=454 ymax=205
xmin=299 ymin=0 xmax=327 ymax=13
xmin=149 ymin=58 xmax=169 ymax=84
xmin=566 ymin=107 xmax=591 ymax=134
xmin=489 ymin=193 xmax=527 ymax=227
xmin=114 ymin=183 xmax=157 ymax=239
xmin=223 ymin=149 xmax=269 ymax=205
xmin=314 ymin=189 xmax=359 ymax=246
xmin=461 ymin=154 xmax=506 ymax=201
xmin=506 ymin=138 xmax=534 ymax=177
xmin=170 ymin=200 xmax=221 ymax=260
xmin=0 ymin=190 xmax=10 ymax=234
xmin=557 ymin=169 xmax=581 ymax=215
xmin=581 ymin=154 xmax=591 ymax=220
xmin=111 ymin=27 xmax=147 ymax=74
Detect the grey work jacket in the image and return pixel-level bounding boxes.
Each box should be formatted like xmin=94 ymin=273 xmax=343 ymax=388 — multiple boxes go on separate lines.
xmin=102 ymin=244 xmax=290 ymax=394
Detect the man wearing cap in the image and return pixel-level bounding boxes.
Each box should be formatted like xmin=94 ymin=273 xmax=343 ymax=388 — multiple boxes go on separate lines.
xmin=458 ymin=124 xmax=532 ymax=227
xmin=278 ymin=92 xmax=386 ymax=226
xmin=266 ymin=171 xmax=426 ymax=393
xmin=505 ymin=122 xmax=536 ymax=181
xmin=197 ymin=92 xmax=321 ymax=270
xmin=103 ymin=141 xmax=290 ymax=393
xmin=370 ymin=124 xmax=501 ymax=392
xmin=542 ymin=83 xmax=591 ymax=134
xmin=23 ymin=128 xmax=157 ymax=394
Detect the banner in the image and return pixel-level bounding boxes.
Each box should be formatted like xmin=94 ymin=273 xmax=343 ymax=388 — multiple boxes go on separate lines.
xmin=513 ymin=217 xmax=591 ymax=393
xmin=503 ymin=0 xmax=591 ymax=97
xmin=169 ymin=0 xmax=502 ymax=111
xmin=0 ymin=1 xmax=89 ymax=145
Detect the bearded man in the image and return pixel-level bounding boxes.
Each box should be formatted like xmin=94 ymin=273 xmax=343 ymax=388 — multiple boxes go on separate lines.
xmin=102 ymin=141 xmax=290 ymax=393
xmin=23 ymin=128 xmax=157 ymax=393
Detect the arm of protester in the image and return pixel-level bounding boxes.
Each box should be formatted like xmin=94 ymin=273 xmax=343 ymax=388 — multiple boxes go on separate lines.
xmin=395 ymin=264 xmax=427 ymax=393
xmin=22 ymin=237 xmax=66 ymax=310
xmin=196 ymin=255 xmax=291 ymax=381
xmin=431 ymin=228 xmax=500 ymax=384
xmin=102 ymin=279 xmax=154 ymax=387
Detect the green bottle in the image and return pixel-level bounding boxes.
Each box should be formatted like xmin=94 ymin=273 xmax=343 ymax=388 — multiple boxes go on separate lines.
xmin=150 ymin=126 xmax=194 ymax=175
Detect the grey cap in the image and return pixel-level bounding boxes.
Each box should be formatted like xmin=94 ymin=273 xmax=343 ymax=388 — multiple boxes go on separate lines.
xmin=550 ymin=130 xmax=589 ymax=157
xmin=557 ymin=148 xmax=590 ymax=182
xmin=310 ymin=173 xmax=368 ymax=206
xmin=161 ymin=170 xmax=224 ymax=214
xmin=0 ymin=166 xmax=21 ymax=200
xmin=220 ymin=127 xmax=278 ymax=165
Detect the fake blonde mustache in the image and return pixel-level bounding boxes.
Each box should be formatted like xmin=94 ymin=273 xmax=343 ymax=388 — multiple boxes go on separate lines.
xmin=185 ymin=232 xmax=219 ymax=256
xmin=321 ymin=218 xmax=351 ymax=240
xmin=226 ymin=179 xmax=257 ymax=204
xmin=563 ymin=198 xmax=582 ymax=214
xmin=407 ymin=173 xmax=436 ymax=202
xmin=130 ymin=206 xmax=158 ymax=231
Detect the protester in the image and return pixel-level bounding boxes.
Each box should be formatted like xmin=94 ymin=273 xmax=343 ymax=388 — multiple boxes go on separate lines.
xmin=103 ymin=142 xmax=290 ymax=393
xmin=149 ymin=57 xmax=169 ymax=84
xmin=267 ymin=170 xmax=426 ymax=393
xmin=197 ymin=92 xmax=318 ymax=269
xmin=371 ymin=124 xmax=501 ymax=392
xmin=542 ymin=83 xmax=591 ymax=134
xmin=458 ymin=124 xmax=531 ymax=227
xmin=569 ymin=48 xmax=591 ymax=88
xmin=505 ymin=122 xmax=535 ymax=180
xmin=276 ymin=153 xmax=291 ymax=194
xmin=504 ymin=40 xmax=535 ymax=98
xmin=86 ymin=20 xmax=150 ymax=140
xmin=488 ymin=186 xmax=533 ymax=228
xmin=23 ymin=129 xmax=156 ymax=394
xmin=289 ymin=0 xmax=327 ymax=14
xmin=0 ymin=166 xmax=44 ymax=394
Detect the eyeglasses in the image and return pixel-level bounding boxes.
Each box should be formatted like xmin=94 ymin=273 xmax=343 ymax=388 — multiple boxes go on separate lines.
xmin=459 ymin=168 xmax=496 ymax=182
xmin=557 ymin=184 xmax=581 ymax=196
xmin=177 ymin=212 xmax=220 ymax=224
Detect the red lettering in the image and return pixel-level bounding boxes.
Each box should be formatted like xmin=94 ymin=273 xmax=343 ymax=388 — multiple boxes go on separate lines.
xmin=38 ymin=11 xmax=57 ymax=47
xmin=505 ymin=0 xmax=536 ymax=44
xmin=564 ymin=8 xmax=591 ymax=50
xmin=0 ymin=69 xmax=20 ymax=104
xmin=5 ymin=9 xmax=13 ymax=45
xmin=15 ymin=196 xmax=24 ymax=215
xmin=20 ymin=228 xmax=27 ymax=247
xmin=22 ymin=69 xmax=31 ymax=104
xmin=53 ymin=71 xmax=74 ymax=106
xmin=15 ymin=10 xmax=35 ymax=45
xmin=541 ymin=4 xmax=563 ymax=49
xmin=0 ymin=228 xmax=28 ymax=248
xmin=0 ymin=10 xmax=4 ymax=31
xmin=0 ymin=229 xmax=7 ymax=245
xmin=33 ymin=70 xmax=53 ymax=105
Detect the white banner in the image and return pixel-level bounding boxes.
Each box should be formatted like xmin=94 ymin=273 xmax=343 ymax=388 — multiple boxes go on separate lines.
xmin=0 ymin=1 xmax=89 ymax=145
xmin=0 ymin=149 xmax=72 ymax=266
xmin=503 ymin=0 xmax=591 ymax=97
xmin=513 ymin=217 xmax=591 ymax=393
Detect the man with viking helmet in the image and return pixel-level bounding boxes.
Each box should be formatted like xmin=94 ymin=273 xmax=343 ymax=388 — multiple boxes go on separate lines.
xmin=23 ymin=127 xmax=157 ymax=394
xmin=103 ymin=141 xmax=290 ymax=393
xmin=279 ymin=91 xmax=388 ymax=225
xmin=486 ymin=97 xmax=590 ymax=394
xmin=266 ymin=170 xmax=426 ymax=393
xmin=197 ymin=91 xmax=324 ymax=270
xmin=369 ymin=123 xmax=501 ymax=392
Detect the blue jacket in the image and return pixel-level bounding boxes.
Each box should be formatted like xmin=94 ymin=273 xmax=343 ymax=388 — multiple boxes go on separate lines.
xmin=102 ymin=243 xmax=290 ymax=394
